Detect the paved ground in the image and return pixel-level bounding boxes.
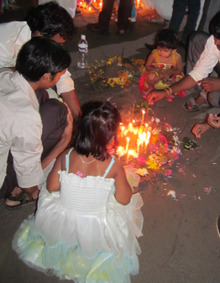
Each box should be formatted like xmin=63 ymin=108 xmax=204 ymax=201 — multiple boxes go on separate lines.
xmin=1 ymin=2 xmax=220 ymax=283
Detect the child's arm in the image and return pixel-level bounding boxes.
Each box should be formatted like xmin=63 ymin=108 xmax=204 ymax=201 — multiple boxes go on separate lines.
xmin=47 ymin=154 xmax=63 ymax=193
xmin=144 ymin=52 xmax=157 ymax=71
xmin=114 ymin=160 xmax=132 ymax=205
xmin=174 ymin=53 xmax=183 ymax=73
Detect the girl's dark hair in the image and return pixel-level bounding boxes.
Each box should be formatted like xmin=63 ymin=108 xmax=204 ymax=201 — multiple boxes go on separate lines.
xmin=26 ymin=1 xmax=75 ymax=40
xmin=16 ymin=37 xmax=71 ymax=82
xmin=73 ymin=101 xmax=121 ymax=161
xmin=209 ymin=11 xmax=220 ymax=39
xmin=155 ymin=28 xmax=179 ymax=49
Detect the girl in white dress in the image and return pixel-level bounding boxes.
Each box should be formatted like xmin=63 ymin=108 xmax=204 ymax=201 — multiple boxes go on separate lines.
xmin=13 ymin=101 xmax=144 ymax=283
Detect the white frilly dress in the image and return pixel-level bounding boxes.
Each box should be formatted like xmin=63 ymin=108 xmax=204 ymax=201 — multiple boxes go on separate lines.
xmin=12 ymin=150 xmax=144 ymax=283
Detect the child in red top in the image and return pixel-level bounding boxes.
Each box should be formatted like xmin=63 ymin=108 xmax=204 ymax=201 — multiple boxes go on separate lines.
xmin=139 ymin=29 xmax=185 ymax=101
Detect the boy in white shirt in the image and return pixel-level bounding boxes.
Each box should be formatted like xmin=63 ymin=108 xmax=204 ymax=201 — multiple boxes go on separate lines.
xmin=0 ymin=37 xmax=72 ymax=209
xmin=0 ymin=1 xmax=81 ymax=118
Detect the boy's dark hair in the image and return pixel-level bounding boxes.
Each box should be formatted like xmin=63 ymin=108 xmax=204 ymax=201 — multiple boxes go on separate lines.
xmin=16 ymin=37 xmax=71 ymax=82
xmin=155 ymin=28 xmax=179 ymax=49
xmin=209 ymin=11 xmax=220 ymax=39
xmin=73 ymin=101 xmax=121 ymax=161
xmin=25 ymin=1 xmax=75 ymax=40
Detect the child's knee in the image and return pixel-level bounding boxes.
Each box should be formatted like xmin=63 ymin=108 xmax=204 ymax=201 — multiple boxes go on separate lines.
xmin=147 ymin=72 xmax=159 ymax=86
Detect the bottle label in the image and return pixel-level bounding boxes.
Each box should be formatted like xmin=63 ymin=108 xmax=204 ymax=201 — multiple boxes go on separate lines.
xmin=78 ymin=43 xmax=88 ymax=53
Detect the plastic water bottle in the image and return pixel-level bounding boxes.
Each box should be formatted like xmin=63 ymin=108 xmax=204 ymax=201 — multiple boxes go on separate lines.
xmin=77 ymin=35 xmax=88 ymax=68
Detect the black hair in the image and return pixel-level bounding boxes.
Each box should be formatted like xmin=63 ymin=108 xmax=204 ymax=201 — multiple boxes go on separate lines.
xmin=73 ymin=101 xmax=121 ymax=161
xmin=25 ymin=1 xmax=75 ymax=40
xmin=155 ymin=28 xmax=179 ymax=49
xmin=16 ymin=37 xmax=71 ymax=82
xmin=209 ymin=11 xmax=220 ymax=39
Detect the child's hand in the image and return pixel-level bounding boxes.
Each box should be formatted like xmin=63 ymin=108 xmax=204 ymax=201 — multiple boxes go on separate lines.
xmin=192 ymin=123 xmax=210 ymax=138
xmin=158 ymin=69 xmax=170 ymax=80
xmin=147 ymin=90 xmax=166 ymax=105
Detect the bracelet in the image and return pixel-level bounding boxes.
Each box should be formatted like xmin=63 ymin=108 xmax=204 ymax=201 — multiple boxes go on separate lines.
xmin=151 ymin=70 xmax=159 ymax=78
xmin=165 ymin=86 xmax=175 ymax=98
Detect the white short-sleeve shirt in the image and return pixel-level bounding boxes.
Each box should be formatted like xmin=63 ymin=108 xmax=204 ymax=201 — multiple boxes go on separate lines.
xmin=189 ymin=35 xmax=220 ymax=82
xmin=0 ymin=21 xmax=74 ymax=95
xmin=0 ymin=69 xmax=45 ymax=189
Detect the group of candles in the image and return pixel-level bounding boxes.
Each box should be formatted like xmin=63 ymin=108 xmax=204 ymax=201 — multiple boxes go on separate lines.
xmin=117 ymin=110 xmax=151 ymax=164
xmin=78 ymin=0 xmax=141 ymax=12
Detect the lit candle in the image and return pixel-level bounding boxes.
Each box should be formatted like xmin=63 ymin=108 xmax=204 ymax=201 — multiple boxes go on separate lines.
xmin=128 ymin=149 xmax=138 ymax=159
xmin=141 ymin=109 xmax=145 ymax=124
xmin=125 ymin=137 xmax=130 ymax=153
xmin=144 ymin=131 xmax=151 ymax=152
xmin=121 ymin=125 xmax=125 ymax=138
xmin=137 ymin=139 xmax=140 ymax=157
xmin=128 ymin=122 xmax=133 ymax=133
xmin=137 ymin=0 xmax=140 ymax=9
xmin=99 ymin=0 xmax=102 ymax=10
xmin=117 ymin=146 xmax=125 ymax=160
xmin=126 ymin=151 xmax=130 ymax=164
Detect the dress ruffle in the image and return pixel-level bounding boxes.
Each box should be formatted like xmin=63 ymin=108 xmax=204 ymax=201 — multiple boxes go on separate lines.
xmin=13 ymin=180 xmax=143 ymax=283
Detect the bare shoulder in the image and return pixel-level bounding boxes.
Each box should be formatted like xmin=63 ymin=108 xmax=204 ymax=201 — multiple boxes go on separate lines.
xmin=111 ymin=157 xmax=124 ymax=173
xmin=176 ymin=52 xmax=182 ymax=61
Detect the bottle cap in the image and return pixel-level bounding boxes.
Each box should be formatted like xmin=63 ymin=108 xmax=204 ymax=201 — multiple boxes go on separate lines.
xmin=81 ymin=35 xmax=86 ymax=40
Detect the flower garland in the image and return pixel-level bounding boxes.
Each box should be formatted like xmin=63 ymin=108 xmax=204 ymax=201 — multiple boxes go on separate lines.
xmin=88 ymin=55 xmax=145 ymax=91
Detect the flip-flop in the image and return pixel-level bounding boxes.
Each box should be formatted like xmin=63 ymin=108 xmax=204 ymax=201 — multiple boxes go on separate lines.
xmin=5 ymin=194 xmax=36 ymax=210
xmin=182 ymin=97 xmax=210 ymax=112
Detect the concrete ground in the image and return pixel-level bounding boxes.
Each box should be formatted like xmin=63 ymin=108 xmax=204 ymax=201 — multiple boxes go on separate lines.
xmin=1 ymin=2 xmax=220 ymax=283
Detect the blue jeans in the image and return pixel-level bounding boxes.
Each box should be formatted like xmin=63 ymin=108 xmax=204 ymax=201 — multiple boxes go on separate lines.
xmin=131 ymin=4 xmax=136 ymax=19
xmin=169 ymin=0 xmax=200 ymax=44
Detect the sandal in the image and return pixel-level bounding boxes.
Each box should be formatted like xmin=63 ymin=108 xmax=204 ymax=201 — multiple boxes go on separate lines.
xmin=5 ymin=194 xmax=36 ymax=210
xmin=7 ymin=192 xmax=26 ymax=201
xmin=182 ymin=97 xmax=210 ymax=112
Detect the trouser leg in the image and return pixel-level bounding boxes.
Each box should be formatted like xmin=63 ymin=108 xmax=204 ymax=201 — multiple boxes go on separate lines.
xmin=208 ymin=91 xmax=220 ymax=107
xmin=0 ymin=153 xmax=17 ymax=198
xmin=98 ymin=0 xmax=115 ymax=30
xmin=186 ymin=31 xmax=220 ymax=75
xmin=40 ymin=99 xmax=68 ymax=160
xmin=117 ymin=0 xmax=133 ymax=30
xmin=186 ymin=31 xmax=209 ymax=74
xmin=169 ymin=0 xmax=187 ymax=34
xmin=182 ymin=0 xmax=201 ymax=44
xmin=198 ymin=0 xmax=220 ymax=33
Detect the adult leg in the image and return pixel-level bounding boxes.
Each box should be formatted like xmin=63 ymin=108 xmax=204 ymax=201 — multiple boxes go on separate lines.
xmin=208 ymin=91 xmax=220 ymax=108
xmin=40 ymin=99 xmax=68 ymax=160
xmin=98 ymin=0 xmax=115 ymax=31
xmin=130 ymin=3 xmax=136 ymax=21
xmin=169 ymin=0 xmax=188 ymax=34
xmin=182 ymin=0 xmax=201 ymax=44
xmin=0 ymin=153 xmax=18 ymax=198
xmin=117 ymin=0 xmax=133 ymax=32
xmin=198 ymin=0 xmax=220 ymax=33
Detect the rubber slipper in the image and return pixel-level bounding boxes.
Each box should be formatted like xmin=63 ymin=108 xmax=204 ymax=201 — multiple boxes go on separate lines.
xmin=7 ymin=192 xmax=26 ymax=201
xmin=5 ymin=195 xmax=36 ymax=210
xmin=182 ymin=97 xmax=210 ymax=112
